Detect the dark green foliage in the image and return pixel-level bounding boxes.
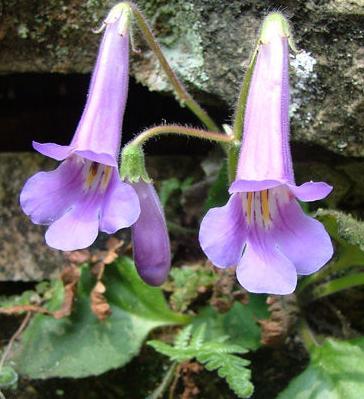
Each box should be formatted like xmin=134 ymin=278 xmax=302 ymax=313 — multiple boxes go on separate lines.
xmin=10 ymin=258 xmax=187 ymax=379
xmin=159 ymin=176 xmax=193 ymax=208
xmin=203 ymin=162 xmax=229 ymax=212
xmin=148 ymin=324 xmax=254 ymax=398
xmin=193 ymin=296 xmax=269 ymax=350
xmin=0 ymin=366 xmax=18 ymax=389
xmin=278 ymin=338 xmax=364 ymax=399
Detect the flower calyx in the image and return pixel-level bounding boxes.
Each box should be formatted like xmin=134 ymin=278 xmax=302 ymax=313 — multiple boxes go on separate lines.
xmin=94 ymin=2 xmax=132 ymax=36
xmin=120 ymin=143 xmax=152 ymax=184
xmin=259 ymin=12 xmax=298 ymax=52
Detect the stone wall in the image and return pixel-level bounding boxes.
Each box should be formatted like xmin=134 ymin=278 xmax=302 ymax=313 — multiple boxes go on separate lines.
xmin=0 ymin=0 xmax=363 ymax=155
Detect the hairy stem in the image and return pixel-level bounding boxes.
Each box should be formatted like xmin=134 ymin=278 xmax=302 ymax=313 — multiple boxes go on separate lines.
xmin=126 ymin=2 xmax=219 ymax=131
xmin=232 ymin=48 xmax=258 ymax=142
xmin=298 ymin=319 xmax=320 ymax=352
xmin=131 ymin=125 xmax=235 ymax=147
xmin=227 ymin=46 xmax=258 ymax=182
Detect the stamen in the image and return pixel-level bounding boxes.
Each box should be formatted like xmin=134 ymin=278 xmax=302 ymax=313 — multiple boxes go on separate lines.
xmin=261 ymin=189 xmax=271 ymax=225
xmin=86 ymin=162 xmax=99 ymax=188
xmin=101 ymin=166 xmax=112 ymax=190
xmin=247 ymin=192 xmax=253 ymax=224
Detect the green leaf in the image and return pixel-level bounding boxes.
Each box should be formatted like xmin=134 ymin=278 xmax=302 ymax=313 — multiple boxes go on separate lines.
xmin=174 ymin=324 xmax=193 ymax=350
xmin=317 ymin=209 xmax=364 ymax=268
xmin=167 ymin=264 xmax=218 ymax=312
xmin=193 ymin=295 xmax=269 ymax=350
xmin=278 ymin=338 xmax=364 ymax=399
xmin=189 ymin=324 xmax=206 ymax=349
xmin=0 ymin=290 xmax=39 ymax=309
xmin=11 ymin=257 xmax=188 ymax=379
xmin=148 ymin=324 xmax=253 ymax=398
xmin=299 ymin=210 xmax=364 ymax=294
xmin=159 ymin=177 xmax=193 ymax=208
xmin=203 ymin=162 xmax=229 ymax=212
xmin=197 ymin=352 xmax=253 ymax=398
xmin=148 ymin=341 xmax=192 ymax=363
xmin=0 ymin=366 xmax=18 ymax=389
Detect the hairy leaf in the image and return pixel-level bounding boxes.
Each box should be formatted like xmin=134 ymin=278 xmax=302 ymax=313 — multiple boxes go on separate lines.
xmin=317 ymin=210 xmax=364 ymax=270
xmin=0 ymin=366 xmax=18 ymax=389
xmin=278 ymin=338 xmax=364 ymax=399
xmin=11 ymin=257 xmax=188 ymax=379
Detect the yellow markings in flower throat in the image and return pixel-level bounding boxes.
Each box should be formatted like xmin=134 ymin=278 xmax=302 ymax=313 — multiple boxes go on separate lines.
xmin=260 ymin=189 xmax=271 ymax=225
xmin=247 ymin=192 xmax=253 ymax=224
xmin=244 ymin=190 xmax=271 ymax=228
xmin=101 ymin=166 xmax=112 ymax=190
xmin=85 ymin=162 xmax=112 ymax=192
xmin=86 ymin=162 xmax=99 ymax=188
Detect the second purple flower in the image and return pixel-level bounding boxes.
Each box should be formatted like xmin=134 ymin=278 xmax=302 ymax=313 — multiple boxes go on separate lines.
xmin=199 ymin=14 xmax=333 ymax=295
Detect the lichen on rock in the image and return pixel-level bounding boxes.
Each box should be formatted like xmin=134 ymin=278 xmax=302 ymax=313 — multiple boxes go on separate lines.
xmin=0 ymin=0 xmax=363 ymax=155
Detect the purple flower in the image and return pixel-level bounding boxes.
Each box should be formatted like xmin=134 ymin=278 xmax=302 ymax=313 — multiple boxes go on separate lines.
xmin=20 ymin=5 xmax=140 ymax=251
xmin=199 ymin=15 xmax=333 ymax=295
xmin=131 ymin=181 xmax=171 ymax=286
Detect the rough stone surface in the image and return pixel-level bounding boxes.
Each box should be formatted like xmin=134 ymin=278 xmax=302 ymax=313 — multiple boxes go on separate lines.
xmin=0 ymin=1 xmax=363 ymax=156
xmin=0 ymin=153 xmax=66 ymax=281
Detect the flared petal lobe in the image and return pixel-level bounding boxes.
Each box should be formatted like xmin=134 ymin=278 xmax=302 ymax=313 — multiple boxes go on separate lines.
xmin=20 ymin=158 xmax=83 ymax=225
xmin=272 ymin=195 xmax=333 ymax=275
xmin=131 ymin=182 xmax=171 ymax=286
xmin=236 ymin=226 xmax=297 ymax=295
xmin=287 ymin=181 xmax=333 ymax=202
xmin=45 ymin=190 xmax=102 ymax=251
xmin=100 ymin=170 xmax=140 ymax=233
xmin=236 ymin=35 xmax=293 ymax=184
xmin=199 ymin=193 xmax=248 ymax=268
xmin=32 ymin=142 xmax=73 ymax=162
xmin=229 ymin=179 xmax=283 ymax=194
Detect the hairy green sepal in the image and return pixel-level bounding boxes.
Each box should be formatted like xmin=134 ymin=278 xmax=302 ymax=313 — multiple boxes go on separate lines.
xmin=120 ymin=144 xmax=151 ymax=183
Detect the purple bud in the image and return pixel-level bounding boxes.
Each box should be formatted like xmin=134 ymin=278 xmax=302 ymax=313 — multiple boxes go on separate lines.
xmin=131 ymin=181 xmax=171 ymax=286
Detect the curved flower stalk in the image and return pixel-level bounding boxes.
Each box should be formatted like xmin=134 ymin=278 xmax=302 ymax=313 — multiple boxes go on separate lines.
xmin=199 ymin=13 xmax=333 ymax=295
xmin=20 ymin=4 xmax=140 ymax=251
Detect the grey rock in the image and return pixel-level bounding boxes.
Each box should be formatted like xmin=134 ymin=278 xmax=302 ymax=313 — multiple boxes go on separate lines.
xmin=0 ymin=153 xmax=66 ymax=281
xmin=0 ymin=0 xmax=363 ymax=157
